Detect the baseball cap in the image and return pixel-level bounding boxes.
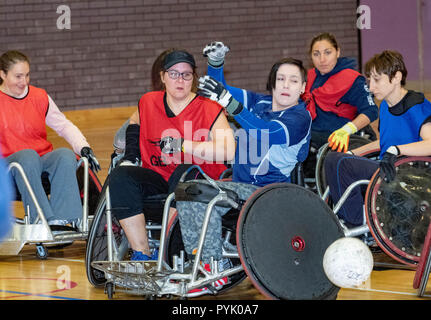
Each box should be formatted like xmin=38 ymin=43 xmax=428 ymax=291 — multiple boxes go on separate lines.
xmin=163 ymin=50 xmax=196 ymax=70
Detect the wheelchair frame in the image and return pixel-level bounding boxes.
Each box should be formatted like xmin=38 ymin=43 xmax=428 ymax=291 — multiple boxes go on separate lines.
xmin=319 ymin=149 xmax=431 ymax=297
xmin=0 ymin=157 xmax=93 ymax=259
xmin=90 ymin=165 xmax=249 ymax=299
xmin=89 ymin=149 xmax=431 ymax=299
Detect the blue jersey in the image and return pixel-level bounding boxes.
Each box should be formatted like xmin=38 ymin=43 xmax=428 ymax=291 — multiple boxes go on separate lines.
xmin=379 ymin=91 xmax=431 ymax=157
xmin=208 ymin=65 xmax=312 ymax=186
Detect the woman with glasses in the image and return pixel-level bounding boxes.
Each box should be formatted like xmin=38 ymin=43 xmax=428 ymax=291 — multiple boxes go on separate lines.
xmin=108 ymin=49 xmax=235 ymax=261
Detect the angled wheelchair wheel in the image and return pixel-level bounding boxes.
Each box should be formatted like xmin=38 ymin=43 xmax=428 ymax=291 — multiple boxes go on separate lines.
xmin=237 ymin=183 xmax=344 ymax=300
xmin=165 ymin=210 xmax=247 ymax=293
xmin=315 ymin=136 xmax=378 ymax=198
xmin=365 ymin=157 xmax=431 ymax=267
xmin=85 ymin=177 xmax=128 ymax=287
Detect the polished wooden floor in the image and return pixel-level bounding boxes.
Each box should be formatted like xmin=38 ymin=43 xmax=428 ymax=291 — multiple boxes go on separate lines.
xmin=1 ymin=105 xmax=430 ymax=301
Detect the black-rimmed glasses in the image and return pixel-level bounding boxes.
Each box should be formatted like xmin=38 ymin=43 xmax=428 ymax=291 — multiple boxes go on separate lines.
xmin=167 ymin=70 xmax=194 ymax=81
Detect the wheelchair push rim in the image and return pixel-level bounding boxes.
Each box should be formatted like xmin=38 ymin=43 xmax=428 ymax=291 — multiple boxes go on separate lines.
xmin=236 ymin=183 xmax=344 ymax=300
xmin=365 ymin=156 xmax=431 ymax=267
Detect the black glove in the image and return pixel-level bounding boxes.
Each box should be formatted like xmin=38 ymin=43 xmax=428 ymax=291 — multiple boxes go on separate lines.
xmin=123 ymin=124 xmax=141 ymax=165
xmin=197 ymin=75 xmax=243 ymax=116
xmin=160 ymin=136 xmax=184 ymax=154
xmin=379 ymin=145 xmax=400 ymax=182
xmin=80 ymin=147 xmax=101 ymax=172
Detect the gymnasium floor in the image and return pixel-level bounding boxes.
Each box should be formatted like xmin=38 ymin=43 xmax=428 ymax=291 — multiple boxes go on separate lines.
xmin=0 ymin=106 xmax=429 ymax=301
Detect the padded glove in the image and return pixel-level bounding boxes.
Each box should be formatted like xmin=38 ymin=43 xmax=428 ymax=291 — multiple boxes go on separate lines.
xmin=203 ymin=41 xmax=230 ymax=67
xmin=328 ymin=122 xmax=358 ymax=153
xmin=198 ymin=75 xmax=243 ymax=116
xmin=160 ymin=136 xmax=184 ymax=154
xmin=80 ymin=147 xmax=101 ymax=172
xmin=379 ymin=145 xmax=400 ymax=182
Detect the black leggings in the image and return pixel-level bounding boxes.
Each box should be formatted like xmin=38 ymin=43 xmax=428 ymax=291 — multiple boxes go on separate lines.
xmin=109 ymin=164 xmax=202 ymax=221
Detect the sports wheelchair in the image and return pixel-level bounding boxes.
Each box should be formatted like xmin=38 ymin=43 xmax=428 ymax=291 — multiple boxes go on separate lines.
xmin=0 ymin=154 xmax=102 ymax=259
xmin=315 ymin=142 xmax=431 ymax=297
xmin=88 ymin=135 xmax=431 ymax=299
xmin=86 ymin=151 xmax=345 ymax=300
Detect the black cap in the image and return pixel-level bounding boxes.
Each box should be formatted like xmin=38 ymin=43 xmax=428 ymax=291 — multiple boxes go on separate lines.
xmin=163 ymin=50 xmax=196 ymax=70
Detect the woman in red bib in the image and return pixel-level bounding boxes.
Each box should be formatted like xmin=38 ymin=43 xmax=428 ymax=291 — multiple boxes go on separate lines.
xmin=108 ymin=49 xmax=235 ymax=261
xmin=302 ymin=32 xmax=379 ymax=152
xmin=0 ymin=50 xmax=100 ymax=228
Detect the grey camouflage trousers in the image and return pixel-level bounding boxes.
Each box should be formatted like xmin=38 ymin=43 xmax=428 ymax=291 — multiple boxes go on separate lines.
xmin=176 ymin=180 xmax=259 ymax=263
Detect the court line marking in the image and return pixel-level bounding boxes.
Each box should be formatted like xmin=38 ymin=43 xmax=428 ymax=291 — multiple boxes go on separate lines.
xmin=0 ymin=289 xmax=83 ymax=300
xmin=346 ymin=286 xmax=431 ymax=298
xmin=0 ymin=277 xmax=81 ymax=300
xmin=47 ymin=257 xmax=84 ymax=263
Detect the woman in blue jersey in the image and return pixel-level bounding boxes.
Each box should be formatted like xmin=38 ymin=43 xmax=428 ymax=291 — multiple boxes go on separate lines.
xmin=304 ymin=32 xmax=379 ymax=152
xmin=324 ymin=50 xmax=431 ymax=227
xmin=170 ymin=45 xmax=311 ymax=296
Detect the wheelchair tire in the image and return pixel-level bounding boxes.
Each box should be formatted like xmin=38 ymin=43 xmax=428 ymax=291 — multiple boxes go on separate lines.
xmin=365 ymin=157 xmax=431 ymax=267
xmin=237 ymin=183 xmax=344 ymax=300
xmin=85 ymin=177 xmax=128 ymax=288
xmin=165 ymin=211 xmax=247 ymax=294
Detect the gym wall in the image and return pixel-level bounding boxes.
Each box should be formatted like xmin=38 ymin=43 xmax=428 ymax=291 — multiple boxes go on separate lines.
xmin=0 ymin=0 xmax=360 ymax=111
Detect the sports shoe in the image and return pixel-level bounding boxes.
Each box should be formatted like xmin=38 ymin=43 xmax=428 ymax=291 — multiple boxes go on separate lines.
xmin=130 ymin=249 xmax=158 ymax=261
xmin=187 ymin=261 xmax=228 ymax=297
xmin=204 ymin=263 xmax=228 ymax=288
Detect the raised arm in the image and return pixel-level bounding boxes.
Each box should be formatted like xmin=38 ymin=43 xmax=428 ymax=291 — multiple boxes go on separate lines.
xmin=198 ymin=75 xmax=308 ymax=146
xmin=204 ymin=41 xmax=246 ymax=106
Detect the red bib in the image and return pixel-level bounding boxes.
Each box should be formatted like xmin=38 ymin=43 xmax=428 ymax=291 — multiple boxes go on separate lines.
xmin=0 ymin=86 xmax=52 ymax=157
xmin=138 ymin=91 xmax=227 ymax=182
xmin=302 ymin=68 xmax=360 ymax=120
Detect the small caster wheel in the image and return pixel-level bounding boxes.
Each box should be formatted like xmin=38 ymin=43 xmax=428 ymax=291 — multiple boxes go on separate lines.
xmin=36 ymin=244 xmax=48 ymax=260
xmin=105 ymin=282 xmax=114 ymax=299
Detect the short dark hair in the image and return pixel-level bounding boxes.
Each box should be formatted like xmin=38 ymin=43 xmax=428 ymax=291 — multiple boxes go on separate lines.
xmin=266 ymin=57 xmax=307 ymax=92
xmin=364 ymin=50 xmax=408 ymax=86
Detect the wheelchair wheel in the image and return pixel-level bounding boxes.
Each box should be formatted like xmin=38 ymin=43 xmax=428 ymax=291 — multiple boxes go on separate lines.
xmin=315 ymin=136 xmax=378 ymax=198
xmin=85 ymin=177 xmax=128 ymax=287
xmin=164 ymin=211 xmax=247 ymax=293
xmin=365 ymin=157 xmax=431 ymax=267
xmin=237 ymin=183 xmax=344 ymax=300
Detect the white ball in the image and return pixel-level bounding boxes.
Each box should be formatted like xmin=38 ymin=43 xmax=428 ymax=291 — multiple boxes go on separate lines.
xmin=323 ymin=237 xmax=374 ymax=288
